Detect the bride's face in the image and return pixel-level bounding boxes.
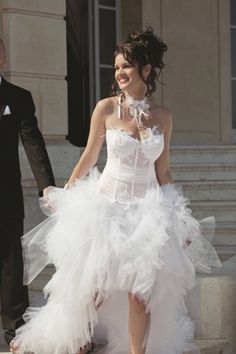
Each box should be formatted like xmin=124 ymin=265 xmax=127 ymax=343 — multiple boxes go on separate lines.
xmin=114 ymin=53 xmax=146 ymax=93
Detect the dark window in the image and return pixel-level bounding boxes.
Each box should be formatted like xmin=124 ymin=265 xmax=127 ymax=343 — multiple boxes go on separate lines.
xmin=99 ymin=0 xmax=116 ymax=7
xmin=66 ymin=0 xmax=91 ymax=147
xmin=231 ymin=0 xmax=236 ymax=130
xmin=231 ymin=29 xmax=236 ymax=78
xmin=99 ymin=9 xmax=116 ymax=65
xmin=100 ymin=68 xmax=114 ymax=97
xmin=66 ymin=0 xmax=120 ymax=146
xmin=95 ymin=2 xmax=119 ymax=101
xmin=232 ymin=81 xmax=236 ymax=129
xmin=231 ymin=0 xmax=236 ymax=25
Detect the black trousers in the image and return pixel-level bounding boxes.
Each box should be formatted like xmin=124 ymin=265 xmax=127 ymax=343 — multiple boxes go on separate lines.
xmin=0 ymin=219 xmax=29 ymax=331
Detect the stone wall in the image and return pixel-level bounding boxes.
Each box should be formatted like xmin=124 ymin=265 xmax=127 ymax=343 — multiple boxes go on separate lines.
xmin=0 ymin=0 xmax=67 ymax=138
xmin=142 ymin=0 xmax=232 ymax=145
xmin=0 ymin=0 xmax=232 ymax=145
xmin=121 ymin=0 xmax=142 ymax=40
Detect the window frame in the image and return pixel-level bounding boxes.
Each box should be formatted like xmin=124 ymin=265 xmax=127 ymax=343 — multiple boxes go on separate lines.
xmin=93 ymin=0 xmax=121 ymax=103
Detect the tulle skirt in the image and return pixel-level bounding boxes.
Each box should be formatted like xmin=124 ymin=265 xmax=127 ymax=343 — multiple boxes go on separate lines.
xmin=14 ymin=169 xmax=221 ymax=354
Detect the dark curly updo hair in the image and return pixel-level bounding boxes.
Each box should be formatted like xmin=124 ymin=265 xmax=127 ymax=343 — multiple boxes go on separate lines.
xmin=112 ymin=27 xmax=167 ymax=96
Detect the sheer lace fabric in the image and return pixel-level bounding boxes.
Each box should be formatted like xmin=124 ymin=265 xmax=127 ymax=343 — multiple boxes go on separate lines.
xmin=97 ymin=127 xmax=163 ymax=202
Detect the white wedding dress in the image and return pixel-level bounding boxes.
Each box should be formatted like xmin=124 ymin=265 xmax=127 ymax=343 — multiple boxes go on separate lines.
xmin=15 ymin=126 xmax=221 ymax=354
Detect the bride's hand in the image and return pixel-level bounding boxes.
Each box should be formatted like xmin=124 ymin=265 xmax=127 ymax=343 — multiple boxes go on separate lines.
xmin=10 ymin=340 xmax=19 ymax=353
xmin=41 ymin=186 xmax=55 ymax=215
xmin=64 ymin=179 xmax=75 ymax=190
xmin=64 ymin=181 xmax=69 ymax=190
xmin=43 ymin=186 xmax=51 ymax=197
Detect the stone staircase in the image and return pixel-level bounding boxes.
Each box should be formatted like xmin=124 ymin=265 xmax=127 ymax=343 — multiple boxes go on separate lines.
xmin=169 ymin=145 xmax=236 ymax=261
xmin=194 ymin=339 xmax=229 ymax=354
xmin=170 ymin=145 xmax=236 ymax=352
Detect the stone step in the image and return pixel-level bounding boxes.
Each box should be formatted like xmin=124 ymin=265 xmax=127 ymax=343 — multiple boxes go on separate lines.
xmin=0 ymin=340 xmax=6 ymax=349
xmin=21 ymin=143 xmax=236 ymax=170
xmin=0 ymin=339 xmax=229 ymax=354
xmin=20 ymin=141 xmax=83 ymax=181
xmin=188 ymin=272 xmax=236 ymax=353
xmin=23 ymin=179 xmax=236 ymax=203
xmin=191 ymin=339 xmax=229 ymax=354
xmin=99 ymin=146 xmax=236 ymax=172
xmin=191 ymin=201 xmax=236 ymax=223
xmin=213 ymin=223 xmax=236 ymax=259
xmin=170 ymin=145 xmax=236 ymax=164
xmin=191 ymin=202 xmax=236 ymax=259
xmin=171 ymin=163 xmax=236 ymax=181
xmin=97 ymin=145 xmax=236 ymax=165
xmin=214 ymin=223 xmax=236 ymax=245
xmin=215 ymin=245 xmax=236 ymax=261
xmin=182 ymin=181 xmax=236 ymax=201
xmin=21 ymin=143 xmax=236 ymax=182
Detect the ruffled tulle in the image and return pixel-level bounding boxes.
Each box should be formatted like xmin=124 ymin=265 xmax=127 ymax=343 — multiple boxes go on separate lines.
xmin=15 ymin=169 xmax=220 ymax=354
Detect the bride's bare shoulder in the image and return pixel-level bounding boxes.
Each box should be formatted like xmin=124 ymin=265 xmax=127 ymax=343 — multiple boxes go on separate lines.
xmin=152 ymin=104 xmax=172 ymax=132
xmin=95 ymin=97 xmax=117 ymax=116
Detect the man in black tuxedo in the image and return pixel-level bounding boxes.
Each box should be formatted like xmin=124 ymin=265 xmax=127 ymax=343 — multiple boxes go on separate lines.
xmin=0 ymin=39 xmax=55 ymax=344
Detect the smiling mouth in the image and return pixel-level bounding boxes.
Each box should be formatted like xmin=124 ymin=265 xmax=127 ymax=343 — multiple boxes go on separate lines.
xmin=118 ymin=77 xmax=129 ymax=84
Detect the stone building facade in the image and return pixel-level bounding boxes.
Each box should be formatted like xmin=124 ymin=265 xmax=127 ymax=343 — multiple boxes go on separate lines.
xmin=0 ymin=0 xmax=233 ymax=146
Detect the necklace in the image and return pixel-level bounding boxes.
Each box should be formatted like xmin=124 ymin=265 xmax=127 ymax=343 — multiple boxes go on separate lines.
xmin=118 ymin=92 xmax=151 ymax=127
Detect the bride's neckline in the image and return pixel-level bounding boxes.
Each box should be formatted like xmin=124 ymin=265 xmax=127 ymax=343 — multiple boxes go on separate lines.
xmin=106 ymin=126 xmax=163 ymax=143
xmin=110 ymin=93 xmax=162 ymax=141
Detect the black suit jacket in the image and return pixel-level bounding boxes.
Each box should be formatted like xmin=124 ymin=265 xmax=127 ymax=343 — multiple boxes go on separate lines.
xmin=0 ymin=77 xmax=55 ymax=221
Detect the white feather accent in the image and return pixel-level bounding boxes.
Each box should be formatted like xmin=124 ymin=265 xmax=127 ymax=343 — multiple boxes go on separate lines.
xmin=125 ymin=93 xmax=151 ymax=126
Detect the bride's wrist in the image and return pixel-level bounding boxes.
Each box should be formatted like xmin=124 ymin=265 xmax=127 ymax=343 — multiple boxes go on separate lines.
xmin=64 ymin=179 xmax=75 ymax=189
xmin=64 ymin=180 xmax=70 ymax=189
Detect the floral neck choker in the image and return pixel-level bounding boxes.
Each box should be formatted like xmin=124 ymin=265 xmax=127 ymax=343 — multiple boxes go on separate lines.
xmin=118 ymin=92 xmax=151 ymax=126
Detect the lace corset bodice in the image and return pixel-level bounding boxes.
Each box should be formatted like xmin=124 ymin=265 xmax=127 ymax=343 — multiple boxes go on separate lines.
xmin=97 ymin=127 xmax=164 ymax=203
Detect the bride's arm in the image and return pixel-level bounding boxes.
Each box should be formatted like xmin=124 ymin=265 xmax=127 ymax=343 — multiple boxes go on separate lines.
xmin=67 ymin=100 xmax=107 ymax=185
xmin=154 ymin=109 xmax=174 ymax=185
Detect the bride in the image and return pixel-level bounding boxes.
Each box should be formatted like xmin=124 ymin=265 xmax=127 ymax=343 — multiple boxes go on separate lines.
xmin=11 ymin=27 xmax=220 ymax=354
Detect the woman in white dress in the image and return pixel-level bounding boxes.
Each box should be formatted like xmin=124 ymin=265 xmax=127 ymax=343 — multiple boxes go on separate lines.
xmin=11 ymin=28 xmax=220 ymax=354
